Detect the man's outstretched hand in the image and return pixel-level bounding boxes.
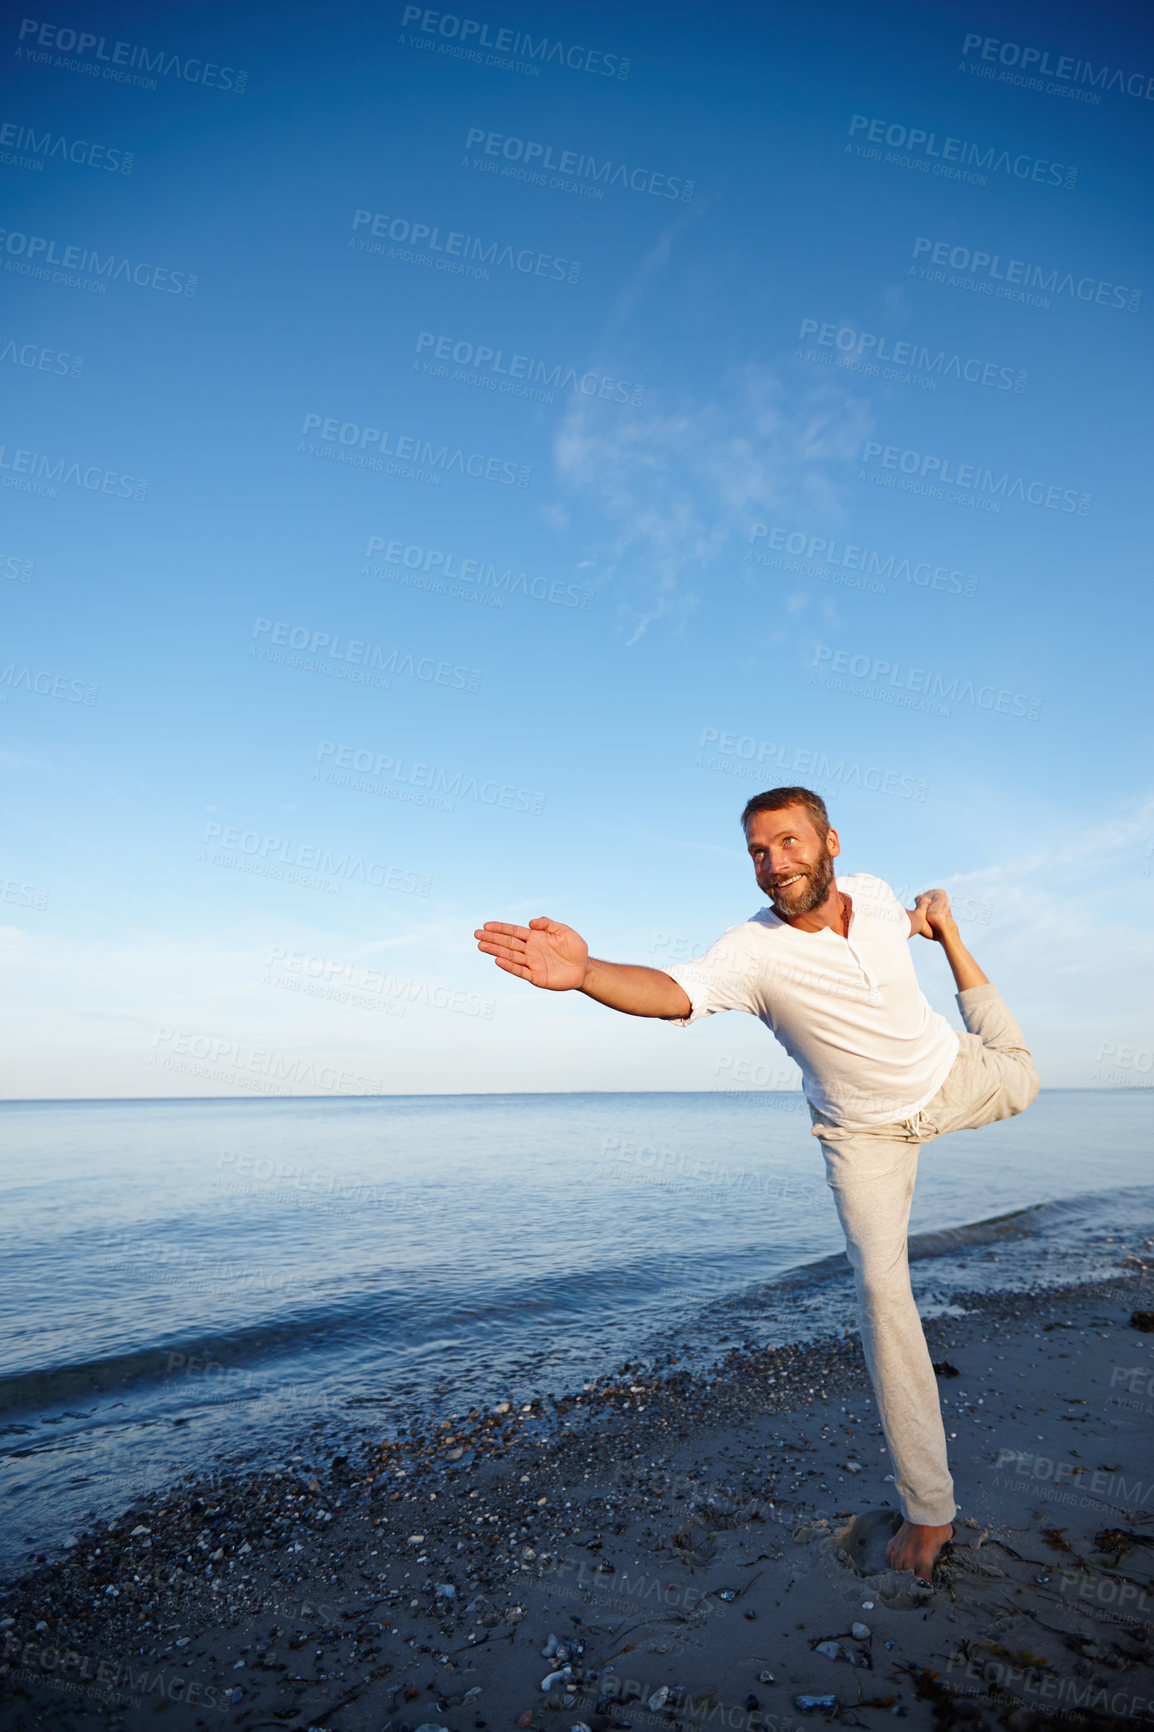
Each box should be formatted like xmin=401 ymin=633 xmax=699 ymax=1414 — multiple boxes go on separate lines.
xmin=908 ymin=888 xmax=957 ymax=941
xmin=474 ymin=917 xmax=589 ymax=991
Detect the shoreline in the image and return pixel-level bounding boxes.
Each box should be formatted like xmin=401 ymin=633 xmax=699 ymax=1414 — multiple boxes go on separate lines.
xmin=2 ymin=1268 xmax=1153 ymax=1731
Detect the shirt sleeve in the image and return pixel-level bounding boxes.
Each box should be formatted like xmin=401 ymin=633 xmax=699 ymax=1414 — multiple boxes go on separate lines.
xmin=849 ymin=874 xmax=908 ymax=932
xmin=661 ymin=925 xmax=762 ymax=1028
xmin=876 ymin=875 xmax=913 ymax=933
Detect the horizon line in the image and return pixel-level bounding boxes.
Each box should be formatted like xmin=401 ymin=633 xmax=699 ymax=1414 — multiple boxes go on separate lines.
xmin=0 ymin=1086 xmax=1142 ymax=1106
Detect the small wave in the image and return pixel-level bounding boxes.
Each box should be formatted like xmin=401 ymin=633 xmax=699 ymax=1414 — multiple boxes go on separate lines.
xmin=5 ymin=1185 xmax=1150 ymax=1420
xmin=730 ymin=1183 xmax=1154 ymax=1301
xmin=0 ymin=1252 xmax=750 ymax=1417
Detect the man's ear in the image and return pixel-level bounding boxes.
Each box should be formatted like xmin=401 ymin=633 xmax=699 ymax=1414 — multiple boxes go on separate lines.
xmin=826 ymin=827 xmax=841 ymax=859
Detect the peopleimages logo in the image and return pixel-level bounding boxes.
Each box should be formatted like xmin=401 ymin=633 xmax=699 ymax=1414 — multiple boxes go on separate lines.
xmin=811 ymin=645 xmax=1042 ymax=721
xmin=250 ymin=617 xmax=482 ymax=691
xmin=910 ymin=236 xmax=1141 ymax=312
xmin=300 ymin=414 xmax=530 ymax=487
xmin=961 ymin=32 xmax=1154 ymax=100
xmin=0 ymin=226 xmax=197 ymax=295
xmin=695 ymin=728 xmax=928 ymax=802
xmin=351 ymin=209 xmax=581 ymax=285
xmin=0 ymin=663 xmax=98 ymax=704
xmin=0 ymin=550 xmax=35 ymax=581
xmin=0 ymin=119 xmax=134 ymax=173
xmin=364 ymin=537 xmax=593 ymax=611
xmin=200 ymin=822 xmax=430 ymax=896
xmin=314 ymin=741 xmax=546 ymax=816
xmin=1 ymin=336 xmax=84 ymax=377
xmin=748 ymin=525 xmax=978 ymax=597
xmin=152 ymin=1029 xmax=386 ymax=1097
xmin=860 ymin=440 xmax=1091 ymax=515
xmin=267 ymin=947 xmax=496 ymax=1022
xmin=463 ymin=127 xmax=693 ymax=200
xmin=415 ymin=331 xmax=644 ymax=405
xmin=797 ymin=318 xmax=1025 ymax=393
xmin=400 ymin=7 xmax=630 ymax=78
xmin=1 ymin=874 xmax=48 ymax=910
xmin=0 ymin=439 xmax=147 ymax=501
xmin=15 ymin=18 xmax=247 ymax=92
xmin=847 ymin=113 xmax=1077 ymax=188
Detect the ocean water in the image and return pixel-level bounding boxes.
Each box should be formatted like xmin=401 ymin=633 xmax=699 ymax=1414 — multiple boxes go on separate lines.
xmin=1 ymin=1090 xmax=1151 ymax=1580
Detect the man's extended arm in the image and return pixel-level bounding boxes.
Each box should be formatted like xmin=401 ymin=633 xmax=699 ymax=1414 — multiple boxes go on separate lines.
xmin=907 ymin=889 xmax=989 ymax=992
xmin=474 ymin=917 xmax=692 ymax=1019
xmin=580 ymin=956 xmax=692 ymax=1018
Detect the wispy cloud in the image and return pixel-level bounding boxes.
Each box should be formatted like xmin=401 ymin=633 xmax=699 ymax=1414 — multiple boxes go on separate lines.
xmin=945 ymin=795 xmax=1154 ymax=921
xmin=552 ymin=364 xmax=872 ymax=643
xmin=928 ymin=798 xmax=1154 ymax=1068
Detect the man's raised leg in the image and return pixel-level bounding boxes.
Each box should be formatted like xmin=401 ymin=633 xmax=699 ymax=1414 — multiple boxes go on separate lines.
xmin=909 ymin=898 xmax=1040 ymax=1138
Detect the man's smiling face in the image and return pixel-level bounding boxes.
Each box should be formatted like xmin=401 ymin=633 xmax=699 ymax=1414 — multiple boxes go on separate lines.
xmin=744 ymin=803 xmax=840 ymax=919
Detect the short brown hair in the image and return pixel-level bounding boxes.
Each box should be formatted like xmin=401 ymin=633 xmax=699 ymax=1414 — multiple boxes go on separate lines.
xmin=740 ymin=786 xmax=831 ymax=838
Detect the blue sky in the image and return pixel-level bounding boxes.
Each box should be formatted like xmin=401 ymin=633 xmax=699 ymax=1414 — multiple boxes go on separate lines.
xmin=2 ymin=0 xmax=1152 ymax=1097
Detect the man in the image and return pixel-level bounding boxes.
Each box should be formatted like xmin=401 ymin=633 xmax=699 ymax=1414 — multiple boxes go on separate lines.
xmin=474 ymin=785 xmax=1039 ymax=1581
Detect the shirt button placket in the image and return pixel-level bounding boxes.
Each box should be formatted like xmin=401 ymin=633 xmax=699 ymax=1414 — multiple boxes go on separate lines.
xmin=847 ymin=941 xmax=874 ymax=989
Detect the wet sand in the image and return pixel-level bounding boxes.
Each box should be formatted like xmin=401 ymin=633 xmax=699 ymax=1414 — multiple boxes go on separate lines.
xmin=2 ymin=1270 xmax=1152 ymax=1732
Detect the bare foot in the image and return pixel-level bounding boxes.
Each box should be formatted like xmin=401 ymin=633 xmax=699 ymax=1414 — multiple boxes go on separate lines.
xmin=885 ymin=1519 xmax=954 ymax=1580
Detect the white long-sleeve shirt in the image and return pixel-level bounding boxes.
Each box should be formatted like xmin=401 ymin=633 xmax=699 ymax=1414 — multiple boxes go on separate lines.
xmin=663 ymin=873 xmax=959 ymax=1127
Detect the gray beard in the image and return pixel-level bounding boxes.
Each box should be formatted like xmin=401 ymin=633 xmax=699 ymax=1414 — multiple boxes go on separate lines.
xmin=770 ymin=846 xmax=835 ymax=917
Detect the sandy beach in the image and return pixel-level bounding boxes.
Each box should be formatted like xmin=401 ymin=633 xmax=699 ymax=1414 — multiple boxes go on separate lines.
xmin=3 ymin=1267 xmax=1152 ymax=1732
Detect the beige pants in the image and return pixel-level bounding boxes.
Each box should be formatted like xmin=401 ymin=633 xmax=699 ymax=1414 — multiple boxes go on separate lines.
xmin=809 ymin=983 xmax=1040 ymax=1526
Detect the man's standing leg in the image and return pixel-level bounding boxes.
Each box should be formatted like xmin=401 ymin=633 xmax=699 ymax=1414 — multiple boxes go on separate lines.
xmin=815 ymin=1123 xmax=956 ymax=1571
